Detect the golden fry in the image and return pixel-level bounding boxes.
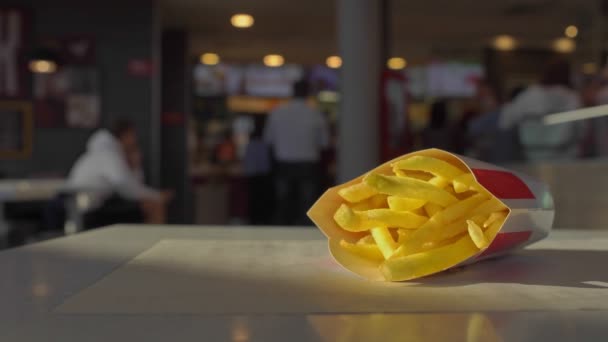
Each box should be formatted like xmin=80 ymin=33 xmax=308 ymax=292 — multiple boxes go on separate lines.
xmin=439 ymin=220 xmax=467 ymax=242
xmin=333 ymin=204 xmax=373 ymax=232
xmin=428 ymin=176 xmax=450 ymax=189
xmin=371 ymin=226 xmax=398 ymax=259
xmin=357 ymin=235 xmax=375 ymax=245
xmin=387 ymin=196 xmax=426 ymax=211
xmin=471 ymin=197 xmax=508 ymax=217
xmin=436 ymin=193 xmax=487 ymax=224
xmin=397 ymin=229 xmax=413 ymax=244
xmin=381 ymin=234 xmax=479 ymax=281
xmin=364 ymin=173 xmax=458 ymax=207
xmin=339 ymin=240 xmax=385 ymax=262
xmin=484 ymin=214 xmax=507 ymax=241
xmin=453 ymin=173 xmax=475 ymax=193
xmin=392 ymin=156 xmax=465 ymax=180
xmin=391 ymin=217 xmax=441 ymax=257
xmin=334 ymin=204 xmax=427 ymax=231
xmin=359 ymin=209 xmax=428 ymax=229
xmin=467 ymin=220 xmax=490 ymax=249
xmin=338 ymin=182 xmax=379 ymax=203
xmin=437 ymin=215 xmax=487 ymax=241
xmin=424 ymin=202 xmax=443 ymax=217
xmin=351 ymin=194 xmax=388 ymax=211
xmin=392 ymin=168 xmax=434 ymax=181
xmin=484 ymin=211 xmax=508 ymax=228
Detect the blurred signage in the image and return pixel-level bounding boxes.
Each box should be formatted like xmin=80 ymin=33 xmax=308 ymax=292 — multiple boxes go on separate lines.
xmin=426 ymin=62 xmax=482 ymax=97
xmin=405 ymin=62 xmax=483 ymax=98
xmin=194 ymin=64 xmax=303 ymax=98
xmin=243 ymin=65 xmax=302 ymax=97
xmin=128 ymin=58 xmax=154 ymax=77
xmin=0 ymin=8 xmax=29 ymax=98
xmin=227 ymin=95 xmax=287 ymax=113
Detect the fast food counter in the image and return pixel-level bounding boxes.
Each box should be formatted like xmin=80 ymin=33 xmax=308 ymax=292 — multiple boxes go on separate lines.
xmin=190 ymin=164 xmax=248 ymax=224
xmin=1 ymin=225 xmax=607 ymax=341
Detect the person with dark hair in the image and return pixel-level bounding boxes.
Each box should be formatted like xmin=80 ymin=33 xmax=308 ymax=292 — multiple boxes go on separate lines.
xmin=264 ymin=79 xmax=329 ymax=225
xmin=498 ymin=58 xmax=582 ymax=160
xmin=66 ymin=120 xmax=172 ymax=225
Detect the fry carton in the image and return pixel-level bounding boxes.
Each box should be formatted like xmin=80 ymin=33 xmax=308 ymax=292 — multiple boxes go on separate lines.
xmin=307 ymin=148 xmax=554 ymax=281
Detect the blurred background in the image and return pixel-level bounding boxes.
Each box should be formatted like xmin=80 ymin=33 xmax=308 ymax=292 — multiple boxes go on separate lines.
xmin=1 ymin=0 xmax=608 ymax=249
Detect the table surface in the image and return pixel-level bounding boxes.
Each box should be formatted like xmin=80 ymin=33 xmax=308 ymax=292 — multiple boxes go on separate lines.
xmin=1 ymin=225 xmax=608 ymax=342
xmin=0 ymin=178 xmax=64 ymax=201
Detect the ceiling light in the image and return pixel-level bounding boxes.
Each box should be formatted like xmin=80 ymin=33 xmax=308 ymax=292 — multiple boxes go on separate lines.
xmin=387 ymin=57 xmax=407 ymax=70
xmin=200 ymin=53 xmax=220 ymax=65
xmin=263 ymin=54 xmax=284 ymax=67
xmin=29 ymin=60 xmax=57 ymax=73
xmin=565 ymin=25 xmax=578 ymax=38
xmin=553 ymin=37 xmax=576 ymax=53
xmin=326 ymin=55 xmax=342 ymax=69
xmin=493 ymin=35 xmax=516 ymax=51
xmin=231 ymin=14 xmax=254 ymax=28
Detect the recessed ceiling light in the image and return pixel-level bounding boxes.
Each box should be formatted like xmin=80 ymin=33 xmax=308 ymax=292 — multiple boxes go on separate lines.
xmin=231 ymin=14 xmax=254 ymax=28
xmin=565 ymin=25 xmax=578 ymax=38
xmin=264 ymin=54 xmax=284 ymax=67
xmin=387 ymin=57 xmax=407 ymax=70
xmin=326 ymin=55 xmax=342 ymax=69
xmin=553 ymin=37 xmax=576 ymax=53
xmin=29 ymin=60 xmax=57 ymax=73
xmin=493 ymin=35 xmax=516 ymax=51
xmin=200 ymin=53 xmax=220 ymax=65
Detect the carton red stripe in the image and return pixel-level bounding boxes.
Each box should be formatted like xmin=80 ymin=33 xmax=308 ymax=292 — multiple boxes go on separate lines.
xmin=477 ymin=231 xmax=532 ymax=258
xmin=472 ymin=169 xmax=535 ymax=199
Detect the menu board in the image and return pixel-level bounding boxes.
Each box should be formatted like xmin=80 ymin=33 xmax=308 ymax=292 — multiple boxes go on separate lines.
xmin=406 ymin=62 xmax=483 ymax=98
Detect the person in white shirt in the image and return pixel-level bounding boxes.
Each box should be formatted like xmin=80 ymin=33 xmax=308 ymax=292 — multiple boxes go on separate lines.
xmin=264 ymin=80 xmax=329 ymax=225
xmin=67 ymin=120 xmax=172 ymax=224
xmin=498 ymin=59 xmax=582 ymax=161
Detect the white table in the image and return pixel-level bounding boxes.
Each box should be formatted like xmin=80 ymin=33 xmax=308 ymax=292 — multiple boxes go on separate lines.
xmin=1 ymin=225 xmax=607 ymax=341
xmin=0 ymin=179 xmax=65 ymax=243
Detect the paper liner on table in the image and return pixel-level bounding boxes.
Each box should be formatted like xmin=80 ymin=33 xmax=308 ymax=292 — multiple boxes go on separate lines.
xmin=307 ymin=148 xmax=555 ymax=281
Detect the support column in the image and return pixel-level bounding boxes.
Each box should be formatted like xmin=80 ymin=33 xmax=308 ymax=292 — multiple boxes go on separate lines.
xmin=337 ymin=0 xmax=383 ymax=182
xmin=161 ymin=30 xmax=191 ymax=223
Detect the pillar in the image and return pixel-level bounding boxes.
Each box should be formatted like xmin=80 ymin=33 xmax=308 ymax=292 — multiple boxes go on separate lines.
xmin=337 ymin=0 xmax=384 ymax=182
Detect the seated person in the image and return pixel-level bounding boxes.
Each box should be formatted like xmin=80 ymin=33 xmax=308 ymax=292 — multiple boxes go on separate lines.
xmin=66 ymin=120 xmax=172 ymax=226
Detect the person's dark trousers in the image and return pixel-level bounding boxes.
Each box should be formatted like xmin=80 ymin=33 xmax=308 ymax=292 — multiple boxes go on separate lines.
xmin=247 ymin=173 xmax=274 ymax=225
xmin=275 ymin=161 xmax=320 ymax=226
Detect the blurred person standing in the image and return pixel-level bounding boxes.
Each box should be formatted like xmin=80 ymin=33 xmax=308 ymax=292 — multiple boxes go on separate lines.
xmin=67 ymin=120 xmax=173 ymax=224
xmin=243 ymin=119 xmax=273 ymax=225
xmin=421 ymin=100 xmax=455 ymax=152
xmin=465 ymin=79 xmax=501 ymax=160
xmin=499 ymin=59 xmax=582 ymax=161
xmin=264 ymin=80 xmax=329 ymax=225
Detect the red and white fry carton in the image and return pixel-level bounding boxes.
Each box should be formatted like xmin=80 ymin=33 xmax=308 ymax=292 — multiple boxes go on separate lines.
xmin=308 ymin=148 xmax=555 ymax=281
xmin=457 ymin=154 xmax=554 ymax=261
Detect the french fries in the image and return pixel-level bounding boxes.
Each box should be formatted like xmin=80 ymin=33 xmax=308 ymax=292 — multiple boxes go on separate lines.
xmin=329 ymin=155 xmax=509 ymax=281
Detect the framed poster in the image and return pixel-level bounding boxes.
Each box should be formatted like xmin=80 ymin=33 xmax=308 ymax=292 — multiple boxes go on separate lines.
xmin=34 ymin=66 xmax=100 ymax=128
xmin=0 ymin=101 xmax=32 ymax=158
